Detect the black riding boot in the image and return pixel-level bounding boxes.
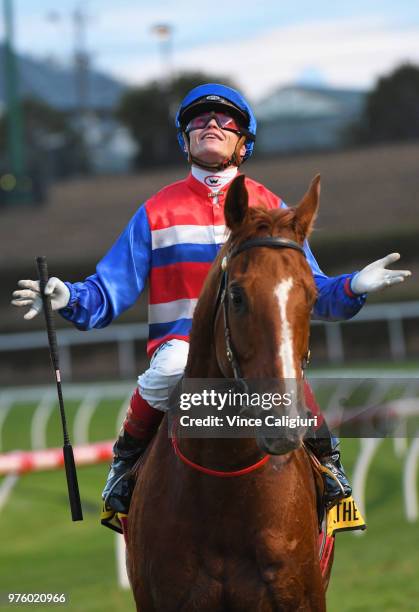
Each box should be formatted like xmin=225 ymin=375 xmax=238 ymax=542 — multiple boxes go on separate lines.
xmin=305 ymin=421 xmax=352 ymax=508
xmin=102 ymin=429 xmax=150 ymax=515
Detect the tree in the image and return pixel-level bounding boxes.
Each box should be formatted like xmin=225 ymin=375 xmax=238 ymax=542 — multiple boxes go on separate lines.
xmin=117 ymin=72 xmax=237 ymax=167
xmin=354 ymin=64 xmax=419 ymax=144
xmin=0 ymin=97 xmax=86 ymax=179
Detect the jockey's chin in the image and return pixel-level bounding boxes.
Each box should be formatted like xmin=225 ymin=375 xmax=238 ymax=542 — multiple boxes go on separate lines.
xmin=188 ymin=129 xmax=243 ymax=167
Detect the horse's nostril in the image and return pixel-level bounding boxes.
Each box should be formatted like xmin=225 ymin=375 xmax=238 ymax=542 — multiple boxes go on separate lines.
xmin=257 ymin=435 xmax=301 ymax=456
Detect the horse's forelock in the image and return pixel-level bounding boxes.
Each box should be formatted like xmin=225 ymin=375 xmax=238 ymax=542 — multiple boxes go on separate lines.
xmin=227 ymin=206 xmax=297 ymax=247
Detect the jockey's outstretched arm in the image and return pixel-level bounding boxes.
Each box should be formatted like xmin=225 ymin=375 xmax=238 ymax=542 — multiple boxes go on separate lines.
xmin=302 ymin=240 xmax=411 ymax=321
xmin=12 ymin=205 xmax=152 ymax=329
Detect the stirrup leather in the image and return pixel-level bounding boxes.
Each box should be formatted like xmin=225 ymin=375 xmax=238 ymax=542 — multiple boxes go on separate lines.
xmin=318 ymin=462 xmax=347 ymax=496
xmin=307 ymin=448 xmax=346 ymax=493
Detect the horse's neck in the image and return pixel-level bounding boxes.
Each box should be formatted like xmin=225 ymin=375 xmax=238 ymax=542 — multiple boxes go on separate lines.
xmin=186 ymin=260 xmax=223 ymax=378
xmin=183 ymin=260 xmax=262 ymax=464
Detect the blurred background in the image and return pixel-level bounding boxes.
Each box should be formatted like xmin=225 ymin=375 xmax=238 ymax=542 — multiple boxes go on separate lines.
xmin=0 ymin=1 xmax=418 ymax=610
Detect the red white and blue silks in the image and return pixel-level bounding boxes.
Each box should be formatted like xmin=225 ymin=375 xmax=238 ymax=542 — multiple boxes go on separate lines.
xmin=60 ymin=173 xmax=365 ymax=357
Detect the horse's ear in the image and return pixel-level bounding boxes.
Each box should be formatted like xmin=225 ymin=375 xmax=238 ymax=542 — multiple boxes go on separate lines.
xmin=224 ymin=174 xmax=249 ymax=230
xmin=295 ymin=174 xmax=320 ymax=240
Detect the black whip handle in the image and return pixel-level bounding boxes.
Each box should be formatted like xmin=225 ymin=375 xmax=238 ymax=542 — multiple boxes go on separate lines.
xmin=63 ymin=444 xmax=83 ymax=522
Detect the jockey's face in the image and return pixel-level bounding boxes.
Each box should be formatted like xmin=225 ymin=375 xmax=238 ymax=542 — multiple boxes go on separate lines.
xmin=187 ymin=112 xmax=246 ymax=166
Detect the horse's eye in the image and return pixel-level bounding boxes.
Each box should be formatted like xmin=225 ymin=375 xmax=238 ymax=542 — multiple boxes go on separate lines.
xmin=229 ymin=286 xmax=246 ymax=311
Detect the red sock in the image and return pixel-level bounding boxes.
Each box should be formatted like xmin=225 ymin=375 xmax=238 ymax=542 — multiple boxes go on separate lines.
xmin=303 ymin=380 xmax=325 ymax=429
xmin=123 ymin=388 xmax=164 ymax=440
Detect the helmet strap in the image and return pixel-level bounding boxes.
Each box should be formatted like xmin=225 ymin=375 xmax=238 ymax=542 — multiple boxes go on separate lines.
xmin=233 ymin=135 xmax=246 ymax=167
xmin=183 ymin=132 xmax=247 ymax=172
xmin=183 ymin=131 xmax=192 ymax=164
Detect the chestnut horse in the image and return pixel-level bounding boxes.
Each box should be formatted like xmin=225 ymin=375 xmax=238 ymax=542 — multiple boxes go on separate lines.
xmin=127 ymin=175 xmax=326 ymax=611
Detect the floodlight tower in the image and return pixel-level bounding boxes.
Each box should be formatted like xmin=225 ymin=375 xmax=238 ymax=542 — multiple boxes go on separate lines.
xmin=2 ymin=0 xmax=28 ymax=203
xmin=151 ymin=23 xmax=174 ymax=83
xmin=73 ymin=5 xmax=90 ymax=123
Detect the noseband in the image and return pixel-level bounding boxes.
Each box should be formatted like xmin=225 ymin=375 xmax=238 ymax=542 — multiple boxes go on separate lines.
xmin=214 ymin=237 xmax=307 ymax=385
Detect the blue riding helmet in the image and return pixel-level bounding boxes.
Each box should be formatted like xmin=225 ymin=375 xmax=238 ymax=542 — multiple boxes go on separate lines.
xmin=175 ymin=83 xmax=257 ymax=162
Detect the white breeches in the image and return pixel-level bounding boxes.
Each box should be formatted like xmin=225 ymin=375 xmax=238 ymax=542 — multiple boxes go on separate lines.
xmin=137 ymin=339 xmax=189 ymax=412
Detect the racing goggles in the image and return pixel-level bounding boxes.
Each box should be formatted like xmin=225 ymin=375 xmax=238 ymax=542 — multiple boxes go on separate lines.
xmin=185 ymin=111 xmax=243 ymax=134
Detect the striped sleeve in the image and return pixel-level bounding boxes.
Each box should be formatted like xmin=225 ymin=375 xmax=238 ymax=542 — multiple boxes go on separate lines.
xmin=280 ymin=200 xmax=366 ymax=321
xmin=59 ymin=205 xmax=152 ymax=330
xmin=303 ymin=239 xmax=366 ymax=321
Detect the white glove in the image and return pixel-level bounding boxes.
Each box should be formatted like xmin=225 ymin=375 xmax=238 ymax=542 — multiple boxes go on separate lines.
xmin=351 ymin=253 xmax=412 ymax=295
xmin=11 ymin=277 xmax=70 ymax=320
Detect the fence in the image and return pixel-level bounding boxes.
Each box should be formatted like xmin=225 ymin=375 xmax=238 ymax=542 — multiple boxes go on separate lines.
xmin=1 ymin=376 xmax=419 ymax=521
xmin=1 ymin=302 xmax=419 ymax=381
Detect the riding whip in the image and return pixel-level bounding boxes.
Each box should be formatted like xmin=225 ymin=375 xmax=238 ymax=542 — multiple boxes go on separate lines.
xmin=36 ymin=256 xmax=83 ymax=521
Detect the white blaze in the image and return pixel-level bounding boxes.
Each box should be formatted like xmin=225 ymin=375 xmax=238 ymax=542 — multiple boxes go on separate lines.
xmin=274 ymin=278 xmax=296 ymax=380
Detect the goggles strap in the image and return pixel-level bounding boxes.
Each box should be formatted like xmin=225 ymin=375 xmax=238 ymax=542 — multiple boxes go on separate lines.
xmin=233 ymin=135 xmax=246 ymax=167
xmin=183 ymin=131 xmax=192 ymax=164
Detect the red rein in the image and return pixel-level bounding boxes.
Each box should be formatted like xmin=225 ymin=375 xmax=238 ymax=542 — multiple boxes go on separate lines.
xmin=171 ymin=427 xmax=270 ymax=478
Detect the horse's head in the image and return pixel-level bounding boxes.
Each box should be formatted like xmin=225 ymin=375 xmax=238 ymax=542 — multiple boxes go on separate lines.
xmin=215 ymin=174 xmax=320 ymax=455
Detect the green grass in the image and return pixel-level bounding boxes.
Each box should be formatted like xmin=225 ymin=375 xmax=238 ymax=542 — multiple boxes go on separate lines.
xmin=0 ymin=466 xmax=134 ymax=612
xmin=0 ymin=398 xmax=134 ymax=612
xmin=1 ymin=395 xmax=419 ymax=611
xmin=327 ymin=439 xmax=419 ymax=611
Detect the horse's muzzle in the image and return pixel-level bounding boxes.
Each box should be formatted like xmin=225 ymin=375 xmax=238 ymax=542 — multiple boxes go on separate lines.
xmin=256 ymin=430 xmax=304 ymax=456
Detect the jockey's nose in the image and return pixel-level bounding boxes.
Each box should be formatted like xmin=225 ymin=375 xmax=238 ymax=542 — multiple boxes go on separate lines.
xmin=205 ymin=117 xmax=220 ymax=129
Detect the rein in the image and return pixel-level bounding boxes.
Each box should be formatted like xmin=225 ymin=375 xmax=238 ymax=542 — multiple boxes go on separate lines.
xmin=172 ymin=236 xmax=307 ymax=478
xmin=171 ymin=424 xmax=270 ymax=477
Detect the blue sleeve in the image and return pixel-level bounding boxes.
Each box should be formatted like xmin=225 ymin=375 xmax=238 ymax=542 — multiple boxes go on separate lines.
xmin=58 ymin=205 xmax=151 ymax=330
xmin=279 ymin=199 xmax=366 ymax=321
xmin=303 ymin=240 xmax=366 ymax=321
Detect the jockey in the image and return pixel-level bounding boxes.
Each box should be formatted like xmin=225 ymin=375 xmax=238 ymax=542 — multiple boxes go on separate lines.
xmin=12 ymin=83 xmax=411 ymax=528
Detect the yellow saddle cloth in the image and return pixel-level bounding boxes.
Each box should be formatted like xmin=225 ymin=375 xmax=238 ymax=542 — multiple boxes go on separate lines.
xmin=327 ymin=496 xmax=366 ymax=536
xmin=306 ymin=448 xmax=367 ymax=536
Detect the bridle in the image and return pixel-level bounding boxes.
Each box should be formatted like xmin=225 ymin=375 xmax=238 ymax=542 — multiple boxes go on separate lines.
xmin=171 ymin=235 xmax=310 ymax=478
xmin=214 ymin=236 xmax=308 ymax=385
